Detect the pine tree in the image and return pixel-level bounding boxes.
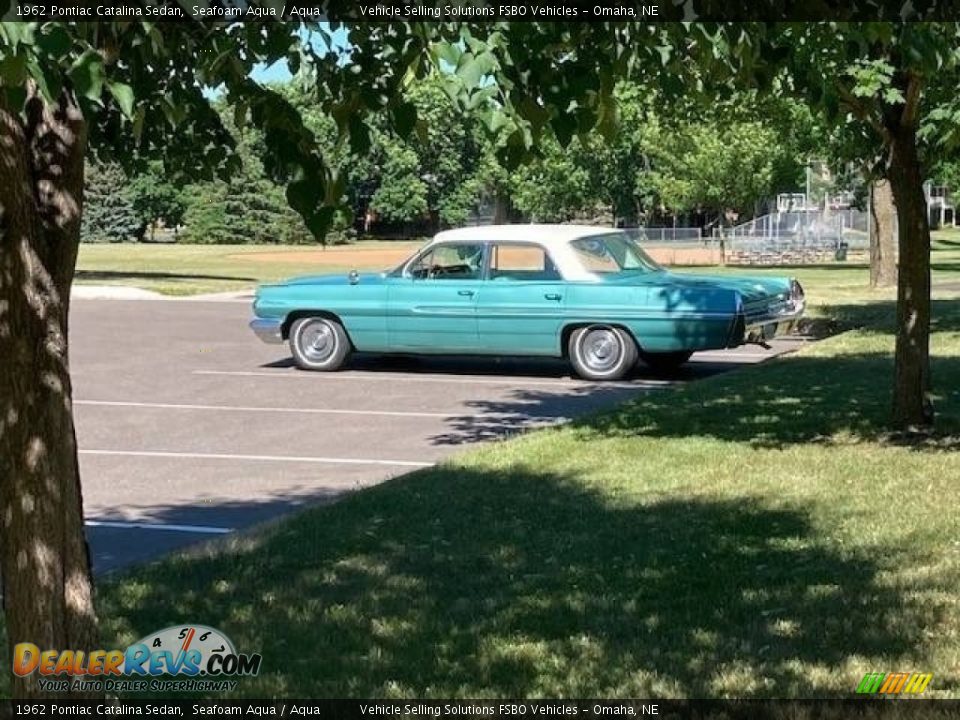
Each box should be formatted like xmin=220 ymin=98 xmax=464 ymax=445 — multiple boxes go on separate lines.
xmin=81 ymin=162 xmax=141 ymax=243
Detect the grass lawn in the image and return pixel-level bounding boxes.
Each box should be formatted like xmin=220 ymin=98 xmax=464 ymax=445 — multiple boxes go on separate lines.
xmin=75 ymin=241 xmax=424 ymax=295
xmin=84 ymin=260 xmax=960 ymax=698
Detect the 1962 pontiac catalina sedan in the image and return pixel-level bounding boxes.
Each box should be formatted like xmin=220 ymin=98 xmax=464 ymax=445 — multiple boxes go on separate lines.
xmin=250 ymin=225 xmax=805 ymax=380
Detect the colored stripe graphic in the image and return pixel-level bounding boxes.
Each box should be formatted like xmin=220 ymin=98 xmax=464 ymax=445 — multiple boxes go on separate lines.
xmin=857 ymin=672 xmax=933 ymax=695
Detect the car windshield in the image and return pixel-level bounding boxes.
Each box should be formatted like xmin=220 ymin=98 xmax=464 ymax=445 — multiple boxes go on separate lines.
xmin=568 ymin=233 xmax=662 ymax=274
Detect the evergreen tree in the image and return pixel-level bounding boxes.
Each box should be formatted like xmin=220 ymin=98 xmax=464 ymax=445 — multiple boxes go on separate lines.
xmin=81 ymin=162 xmax=141 ymax=243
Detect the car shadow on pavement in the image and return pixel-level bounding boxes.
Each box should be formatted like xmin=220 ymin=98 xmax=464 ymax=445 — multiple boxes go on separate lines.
xmin=260 ymin=352 xmax=754 ymax=382
xmin=96 ymin=466 xmax=945 ymax=697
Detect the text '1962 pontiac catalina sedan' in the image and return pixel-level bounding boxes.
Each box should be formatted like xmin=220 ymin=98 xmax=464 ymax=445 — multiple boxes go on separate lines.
xmin=250 ymin=225 xmax=805 ymax=380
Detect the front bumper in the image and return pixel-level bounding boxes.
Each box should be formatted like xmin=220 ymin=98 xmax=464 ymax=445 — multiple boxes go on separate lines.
xmin=250 ymin=318 xmax=284 ymax=344
xmin=743 ymin=309 xmax=804 ymax=344
xmin=737 ymin=297 xmax=805 ymax=345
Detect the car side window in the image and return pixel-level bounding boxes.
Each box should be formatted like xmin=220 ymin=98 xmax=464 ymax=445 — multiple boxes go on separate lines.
xmin=489 ymin=243 xmax=561 ymax=282
xmin=409 ymin=243 xmax=485 ymax=280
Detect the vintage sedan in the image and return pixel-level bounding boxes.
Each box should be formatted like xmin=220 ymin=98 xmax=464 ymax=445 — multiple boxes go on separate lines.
xmin=250 ymin=225 xmax=805 ymax=380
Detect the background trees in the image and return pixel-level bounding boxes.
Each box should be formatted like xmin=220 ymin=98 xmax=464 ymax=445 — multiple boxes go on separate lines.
xmin=90 ymin=78 xmax=821 ymax=240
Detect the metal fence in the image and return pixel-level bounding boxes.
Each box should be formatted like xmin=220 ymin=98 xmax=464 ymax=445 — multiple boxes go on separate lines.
xmin=713 ymin=208 xmax=876 ymax=265
xmin=619 ymin=226 xmax=708 ymax=246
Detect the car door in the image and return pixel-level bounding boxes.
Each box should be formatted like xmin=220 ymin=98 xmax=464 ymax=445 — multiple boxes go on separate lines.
xmin=475 ymin=242 xmax=566 ymax=356
xmin=386 ymin=242 xmax=486 ymax=351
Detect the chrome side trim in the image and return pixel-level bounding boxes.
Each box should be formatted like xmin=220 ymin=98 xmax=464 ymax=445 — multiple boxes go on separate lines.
xmin=250 ymin=318 xmax=284 ymax=344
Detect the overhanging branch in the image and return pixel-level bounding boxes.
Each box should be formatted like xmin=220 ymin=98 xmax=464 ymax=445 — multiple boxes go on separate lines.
xmin=837 ymin=84 xmax=893 ymax=145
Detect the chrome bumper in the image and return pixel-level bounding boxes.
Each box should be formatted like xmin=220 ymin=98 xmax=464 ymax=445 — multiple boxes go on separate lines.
xmin=743 ymin=300 xmax=805 ymax=344
xmin=250 ymin=318 xmax=284 ymax=344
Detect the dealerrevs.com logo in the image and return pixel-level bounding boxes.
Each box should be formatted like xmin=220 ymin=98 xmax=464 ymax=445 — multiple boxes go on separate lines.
xmin=13 ymin=625 xmax=262 ymax=693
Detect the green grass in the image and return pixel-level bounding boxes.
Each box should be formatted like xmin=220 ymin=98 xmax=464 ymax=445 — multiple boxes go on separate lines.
xmin=86 ymin=287 xmax=960 ymax=699
xmin=75 ymin=241 xmax=422 ymax=295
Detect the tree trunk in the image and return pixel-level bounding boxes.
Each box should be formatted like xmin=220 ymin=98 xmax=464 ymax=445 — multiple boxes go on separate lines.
xmin=0 ymin=88 xmax=100 ymax=698
xmin=886 ymin=123 xmax=933 ymax=429
xmin=869 ymin=177 xmax=897 ymax=288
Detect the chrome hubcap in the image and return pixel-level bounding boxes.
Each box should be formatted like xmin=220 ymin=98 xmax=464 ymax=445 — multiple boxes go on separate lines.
xmin=298 ymin=320 xmax=336 ymax=363
xmin=581 ymin=328 xmax=622 ymax=372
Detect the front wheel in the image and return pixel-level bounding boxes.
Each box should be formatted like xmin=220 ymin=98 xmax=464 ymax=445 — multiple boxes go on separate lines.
xmin=289 ymin=316 xmax=351 ymax=371
xmin=638 ymin=350 xmax=693 ymax=373
xmin=568 ymin=325 xmax=637 ymax=381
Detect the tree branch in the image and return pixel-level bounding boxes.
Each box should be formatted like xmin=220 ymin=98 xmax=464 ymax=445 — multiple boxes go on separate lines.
xmin=900 ymin=72 xmax=923 ymax=129
xmin=837 ymin=84 xmax=893 ymax=145
xmin=25 ymin=85 xmax=87 ymax=302
xmin=0 ymin=90 xmax=42 ymax=250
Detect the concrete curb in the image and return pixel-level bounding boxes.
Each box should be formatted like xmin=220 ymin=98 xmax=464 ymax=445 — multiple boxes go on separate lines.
xmin=71 ymin=285 xmax=254 ymax=303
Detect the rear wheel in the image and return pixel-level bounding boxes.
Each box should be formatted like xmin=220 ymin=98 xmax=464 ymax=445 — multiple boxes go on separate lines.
xmin=638 ymin=350 xmax=693 ymax=373
xmin=568 ymin=325 xmax=637 ymax=381
xmin=289 ymin=316 xmax=351 ymax=371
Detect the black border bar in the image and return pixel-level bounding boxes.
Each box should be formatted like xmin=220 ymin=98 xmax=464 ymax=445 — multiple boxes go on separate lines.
xmin=2 ymin=700 xmax=960 ymax=720
xmin=6 ymin=0 xmax=960 ymax=22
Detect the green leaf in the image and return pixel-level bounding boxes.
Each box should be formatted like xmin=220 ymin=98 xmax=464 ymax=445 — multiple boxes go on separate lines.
xmin=347 ymin=114 xmax=370 ymax=155
xmin=434 ymin=41 xmax=461 ymax=68
xmin=36 ymin=25 xmax=71 ymax=57
xmin=132 ymin=106 xmax=145 ymax=142
xmin=25 ymin=56 xmax=61 ymax=103
xmin=455 ymin=53 xmax=485 ymax=89
xmin=1 ymin=84 xmax=26 ymax=113
xmin=0 ymin=22 xmax=34 ymax=50
xmin=108 ymin=81 xmax=135 ymax=119
xmin=69 ymin=50 xmax=105 ymax=103
xmin=0 ymin=53 xmax=27 ymax=86
xmin=391 ymin=101 xmax=417 ymax=140
xmin=287 ymin=50 xmax=301 ymax=77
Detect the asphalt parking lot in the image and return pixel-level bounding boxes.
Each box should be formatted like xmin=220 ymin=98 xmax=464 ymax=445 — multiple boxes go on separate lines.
xmin=70 ymin=297 xmax=805 ymax=573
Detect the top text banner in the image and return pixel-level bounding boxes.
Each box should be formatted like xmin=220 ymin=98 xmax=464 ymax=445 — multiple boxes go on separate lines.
xmin=4 ymin=0 xmax=960 ymax=22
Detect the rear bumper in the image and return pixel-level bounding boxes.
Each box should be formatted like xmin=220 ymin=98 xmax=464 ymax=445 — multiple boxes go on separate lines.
xmin=250 ymin=318 xmax=284 ymax=344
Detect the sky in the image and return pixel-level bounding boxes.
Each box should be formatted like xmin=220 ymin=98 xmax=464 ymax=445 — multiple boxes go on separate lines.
xmin=250 ymin=24 xmax=350 ymax=86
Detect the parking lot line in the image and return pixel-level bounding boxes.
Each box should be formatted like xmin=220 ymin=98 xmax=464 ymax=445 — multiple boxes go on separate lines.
xmin=85 ymin=519 xmax=233 ymax=535
xmin=75 ymin=399 xmax=459 ymax=419
xmin=79 ymin=449 xmax=434 ymax=468
xmin=192 ymin=369 xmax=668 ymax=389
xmin=693 ymin=351 xmax=780 ymax=359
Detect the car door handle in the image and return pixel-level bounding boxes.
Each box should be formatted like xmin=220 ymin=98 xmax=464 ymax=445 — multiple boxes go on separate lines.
xmin=544 ymin=293 xmax=562 ymax=301
xmin=458 ymin=290 xmax=475 ymax=297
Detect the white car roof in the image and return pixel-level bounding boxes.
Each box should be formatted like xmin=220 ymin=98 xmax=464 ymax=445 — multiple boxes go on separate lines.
xmin=431 ymin=224 xmax=618 ymax=248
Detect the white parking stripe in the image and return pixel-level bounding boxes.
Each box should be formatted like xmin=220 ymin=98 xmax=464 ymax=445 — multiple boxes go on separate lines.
xmin=79 ymin=449 xmax=434 ymax=468
xmin=692 ymin=352 xmax=777 ymax=360
xmin=85 ymin=520 xmax=232 ymax=535
xmin=192 ymin=369 xmax=667 ymax=389
xmin=75 ymin=399 xmax=458 ymax=419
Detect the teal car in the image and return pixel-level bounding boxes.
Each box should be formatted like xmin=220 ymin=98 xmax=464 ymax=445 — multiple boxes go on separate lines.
xmin=250 ymin=225 xmax=805 ymax=380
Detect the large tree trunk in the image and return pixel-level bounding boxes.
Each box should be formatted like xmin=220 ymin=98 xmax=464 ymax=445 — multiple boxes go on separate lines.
xmin=0 ymin=88 xmax=99 ymax=698
xmin=869 ymin=177 xmax=898 ymax=288
xmin=886 ymin=122 xmax=933 ymax=429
